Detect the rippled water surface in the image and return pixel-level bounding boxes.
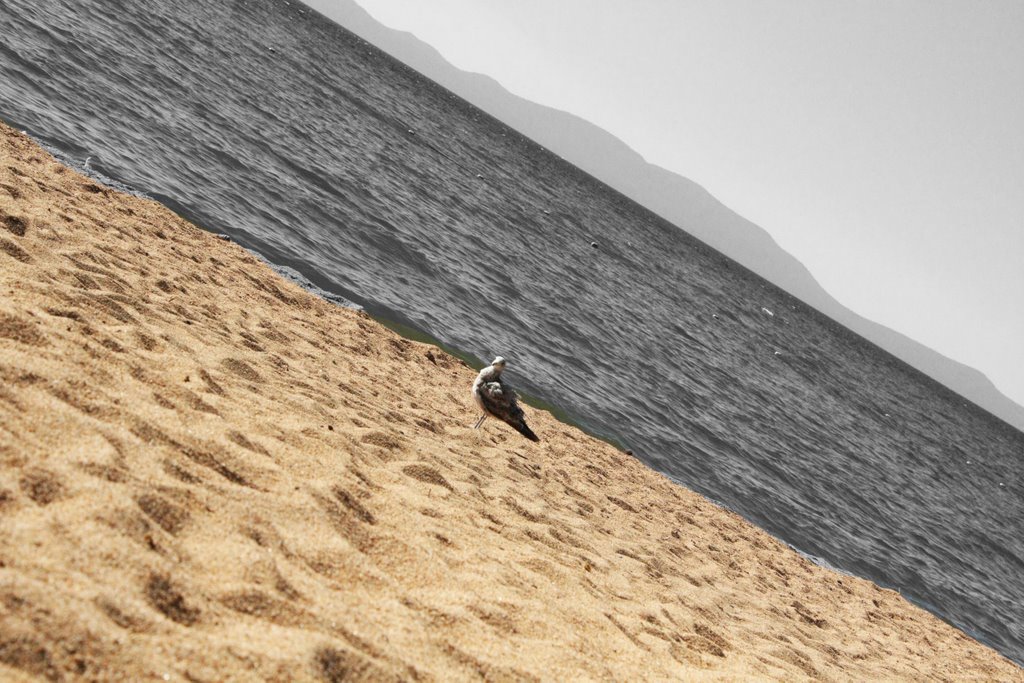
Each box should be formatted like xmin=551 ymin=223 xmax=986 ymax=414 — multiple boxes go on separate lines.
xmin=1 ymin=0 xmax=1022 ymax=663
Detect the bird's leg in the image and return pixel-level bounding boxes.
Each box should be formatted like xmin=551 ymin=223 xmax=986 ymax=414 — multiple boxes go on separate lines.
xmin=473 ymin=414 xmax=487 ymax=429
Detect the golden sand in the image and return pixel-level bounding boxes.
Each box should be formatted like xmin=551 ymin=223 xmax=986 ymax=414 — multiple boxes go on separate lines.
xmin=1 ymin=122 xmax=1020 ymax=681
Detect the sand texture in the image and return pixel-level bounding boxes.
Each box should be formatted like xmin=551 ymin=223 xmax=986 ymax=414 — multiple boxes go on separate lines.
xmin=0 ymin=123 xmax=1020 ymax=681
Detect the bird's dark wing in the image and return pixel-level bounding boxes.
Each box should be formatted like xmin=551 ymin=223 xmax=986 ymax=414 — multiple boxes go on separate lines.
xmin=479 ymin=380 xmax=539 ymax=442
xmin=477 ymin=381 xmax=514 ymax=416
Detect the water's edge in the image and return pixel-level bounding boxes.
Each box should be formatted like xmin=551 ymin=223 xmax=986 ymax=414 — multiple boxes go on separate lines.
xmin=7 ymin=118 xmax=1001 ymax=660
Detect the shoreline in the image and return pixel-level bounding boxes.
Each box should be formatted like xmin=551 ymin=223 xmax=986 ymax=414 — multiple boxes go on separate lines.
xmin=2 ymin=121 xmax=1021 ymax=680
xmin=8 ymin=114 xmax=1017 ymax=659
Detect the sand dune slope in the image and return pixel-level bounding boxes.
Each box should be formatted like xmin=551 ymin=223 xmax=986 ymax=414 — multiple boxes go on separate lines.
xmin=0 ymin=123 xmax=1020 ymax=681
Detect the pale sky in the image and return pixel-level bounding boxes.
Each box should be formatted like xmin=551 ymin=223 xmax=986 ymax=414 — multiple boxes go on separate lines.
xmin=354 ymin=0 xmax=1024 ymax=406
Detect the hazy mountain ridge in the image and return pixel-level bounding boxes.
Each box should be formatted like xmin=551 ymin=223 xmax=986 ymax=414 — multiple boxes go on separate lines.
xmin=299 ymin=0 xmax=1024 ymax=433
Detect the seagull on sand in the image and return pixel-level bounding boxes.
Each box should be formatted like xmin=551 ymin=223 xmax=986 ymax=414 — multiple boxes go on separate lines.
xmin=472 ymin=356 xmax=539 ymax=442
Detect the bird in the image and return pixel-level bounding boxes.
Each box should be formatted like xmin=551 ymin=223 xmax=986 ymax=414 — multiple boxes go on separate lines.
xmin=471 ymin=356 xmax=539 ymax=442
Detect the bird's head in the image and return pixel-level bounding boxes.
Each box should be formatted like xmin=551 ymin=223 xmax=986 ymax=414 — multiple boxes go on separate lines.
xmin=491 ymin=356 xmax=507 ymax=373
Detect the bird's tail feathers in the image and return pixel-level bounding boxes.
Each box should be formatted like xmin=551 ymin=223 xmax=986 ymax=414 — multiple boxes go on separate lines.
xmin=514 ymin=421 xmax=540 ymax=442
